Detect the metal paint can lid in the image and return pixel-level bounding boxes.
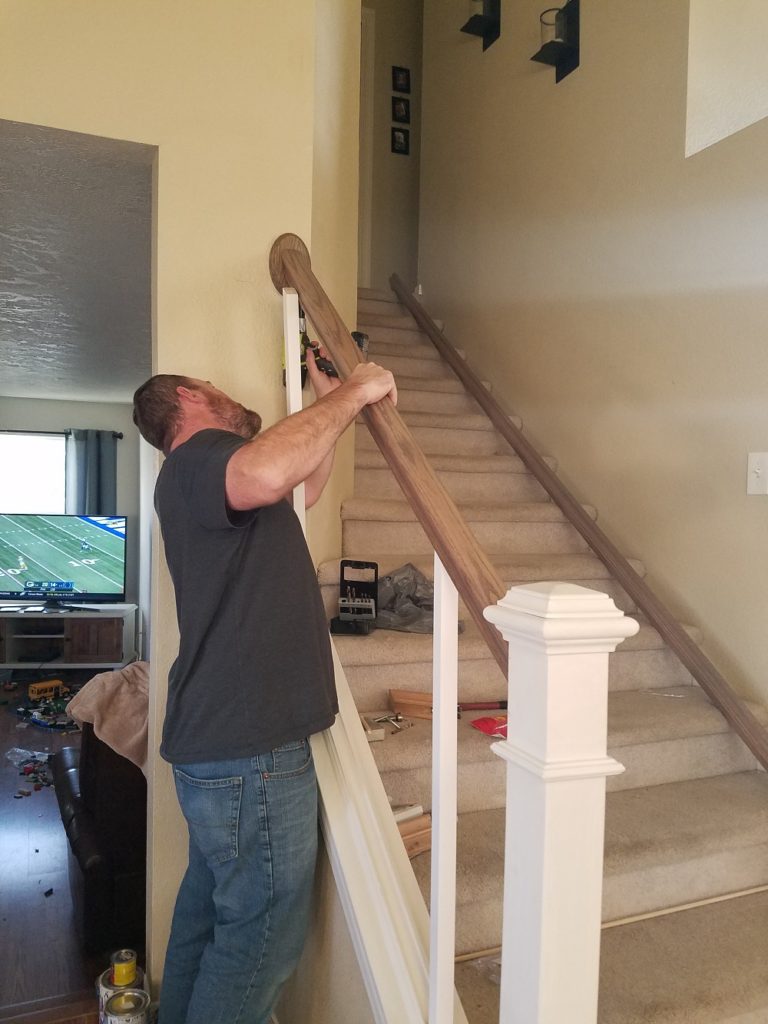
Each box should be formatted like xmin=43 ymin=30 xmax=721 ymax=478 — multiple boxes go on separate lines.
xmin=110 ymin=948 xmax=138 ymax=987
xmin=104 ymin=987 xmax=150 ymax=1023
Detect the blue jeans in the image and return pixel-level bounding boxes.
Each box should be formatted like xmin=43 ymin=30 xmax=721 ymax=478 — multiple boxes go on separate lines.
xmin=159 ymin=740 xmax=318 ymax=1024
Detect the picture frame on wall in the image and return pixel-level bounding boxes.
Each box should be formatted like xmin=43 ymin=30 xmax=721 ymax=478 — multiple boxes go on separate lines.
xmin=391 ymin=127 xmax=410 ymax=155
xmin=391 ymin=65 xmax=411 ymax=94
xmin=392 ymin=96 xmax=410 ymax=124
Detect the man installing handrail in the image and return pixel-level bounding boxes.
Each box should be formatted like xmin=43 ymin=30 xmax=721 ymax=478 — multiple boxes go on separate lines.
xmin=132 ymin=346 xmax=396 ymax=1024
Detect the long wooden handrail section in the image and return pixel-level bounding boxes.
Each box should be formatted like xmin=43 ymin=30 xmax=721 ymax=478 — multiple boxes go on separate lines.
xmin=269 ymin=234 xmax=507 ymax=675
xmin=387 ymin=272 xmax=768 ymax=771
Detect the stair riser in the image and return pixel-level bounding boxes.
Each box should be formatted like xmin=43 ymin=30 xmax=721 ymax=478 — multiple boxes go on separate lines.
xmin=602 ymin=844 xmax=768 ymax=922
xmin=379 ymin=763 xmax=505 ymax=818
xmin=394 ymin=390 xmax=482 ymax=415
xmin=344 ymin=659 xmax=508 ymax=711
xmin=375 ymin=728 xmax=756 ymax=823
xmin=358 ymin=298 xmax=406 ymax=316
xmin=343 ymin=519 xmax=590 ymax=556
xmin=321 ymin=577 xmax=634 ymax=622
xmin=357 ymin=425 xmax=502 ymax=457
xmin=354 ymin=466 xmax=548 ymax=503
xmin=610 ymin=648 xmax=693 ymax=691
xmin=367 ymin=353 xmax=455 ymax=379
xmin=452 ymin=901 xmax=503 ymax=958
xmin=451 ymin=836 xmax=768 ymax=952
xmin=357 ymin=287 xmax=392 ymax=301
xmin=608 ymin=733 xmax=759 ymax=793
xmin=369 ymin=341 xmax=443 ymax=361
xmin=323 ymin=575 xmax=636 ymax=626
xmin=359 ymin=412 xmax=495 ymax=434
xmin=338 ymin=643 xmax=682 ymax=712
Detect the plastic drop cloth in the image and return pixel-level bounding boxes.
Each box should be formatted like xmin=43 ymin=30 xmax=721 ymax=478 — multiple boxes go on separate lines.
xmin=375 ymin=563 xmax=464 ymax=634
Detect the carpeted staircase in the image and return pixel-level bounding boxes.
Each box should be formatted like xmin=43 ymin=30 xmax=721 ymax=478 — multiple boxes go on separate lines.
xmin=318 ymin=286 xmax=768 ymax=1023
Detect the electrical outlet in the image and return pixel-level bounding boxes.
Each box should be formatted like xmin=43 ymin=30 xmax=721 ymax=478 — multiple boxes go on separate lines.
xmin=747 ymin=452 xmax=768 ymax=495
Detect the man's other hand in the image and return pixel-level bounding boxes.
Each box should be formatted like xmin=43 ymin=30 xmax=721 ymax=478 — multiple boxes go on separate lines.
xmin=306 ymin=342 xmax=342 ymax=398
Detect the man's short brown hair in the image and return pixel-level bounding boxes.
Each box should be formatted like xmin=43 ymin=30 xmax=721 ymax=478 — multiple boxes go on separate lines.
xmin=133 ymin=374 xmax=197 ymax=453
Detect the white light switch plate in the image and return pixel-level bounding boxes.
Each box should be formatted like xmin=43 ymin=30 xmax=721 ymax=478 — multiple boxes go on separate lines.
xmin=747 ymin=452 xmax=768 ymax=495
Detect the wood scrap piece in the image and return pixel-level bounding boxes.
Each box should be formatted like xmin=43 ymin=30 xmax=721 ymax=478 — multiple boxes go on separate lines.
xmin=397 ymin=811 xmax=432 ymax=859
xmin=389 ymin=688 xmax=432 ymax=719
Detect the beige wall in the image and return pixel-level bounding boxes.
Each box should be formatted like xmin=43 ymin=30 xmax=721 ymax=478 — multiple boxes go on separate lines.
xmin=278 ymin=845 xmax=376 ymax=1024
xmin=0 ymin=398 xmax=140 ymax=601
xmin=0 ymin=0 xmax=361 ymax=995
xmin=419 ymin=0 xmax=768 ymax=705
xmin=363 ymin=0 xmax=423 ymax=290
xmin=308 ymin=0 xmax=363 ymax=567
xmin=278 ymin=5 xmax=377 ymax=1020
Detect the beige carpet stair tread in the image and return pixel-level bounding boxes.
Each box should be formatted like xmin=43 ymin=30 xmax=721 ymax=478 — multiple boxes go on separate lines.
xmin=357 ymin=298 xmax=405 ymax=315
xmin=354 ymin=449 xmax=556 ymax=473
xmin=357 ymin=286 xmax=393 ymax=301
xmin=342 ymin=496 xmax=598 ymax=524
xmin=455 ymin=890 xmax=768 ymax=1024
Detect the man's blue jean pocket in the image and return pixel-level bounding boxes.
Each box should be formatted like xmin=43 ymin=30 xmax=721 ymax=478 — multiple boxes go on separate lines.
xmin=173 ymin=768 xmax=243 ymax=866
xmin=262 ymin=738 xmax=312 ymax=780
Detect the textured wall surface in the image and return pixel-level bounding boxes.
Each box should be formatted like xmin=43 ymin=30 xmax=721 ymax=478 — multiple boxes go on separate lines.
xmin=0 ymin=119 xmax=152 ymax=401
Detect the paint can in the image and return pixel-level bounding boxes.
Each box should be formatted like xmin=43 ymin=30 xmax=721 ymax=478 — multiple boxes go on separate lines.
xmin=97 ymin=964 xmax=147 ymax=1024
xmin=104 ymin=988 xmax=150 ymax=1024
xmin=111 ymin=949 xmax=138 ymax=987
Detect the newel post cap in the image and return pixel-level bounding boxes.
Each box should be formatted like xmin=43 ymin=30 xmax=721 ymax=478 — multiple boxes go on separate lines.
xmin=484 ymin=581 xmax=639 ymax=654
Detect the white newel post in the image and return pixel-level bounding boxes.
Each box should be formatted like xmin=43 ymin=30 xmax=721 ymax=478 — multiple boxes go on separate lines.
xmin=484 ymin=583 xmax=639 ymax=1024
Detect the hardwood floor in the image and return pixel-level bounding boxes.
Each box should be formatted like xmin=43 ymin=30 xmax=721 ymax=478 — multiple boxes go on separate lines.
xmin=0 ymin=673 xmax=107 ymax=1010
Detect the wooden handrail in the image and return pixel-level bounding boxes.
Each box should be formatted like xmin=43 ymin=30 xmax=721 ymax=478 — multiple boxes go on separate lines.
xmin=269 ymin=234 xmax=508 ymax=675
xmin=388 ymin=272 xmax=768 ymax=771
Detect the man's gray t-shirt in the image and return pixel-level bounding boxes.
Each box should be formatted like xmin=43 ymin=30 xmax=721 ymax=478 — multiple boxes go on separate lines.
xmin=155 ymin=428 xmax=337 ymax=763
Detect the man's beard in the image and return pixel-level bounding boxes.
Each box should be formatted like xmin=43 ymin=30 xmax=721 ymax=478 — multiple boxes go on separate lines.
xmin=209 ymin=393 xmax=262 ymax=439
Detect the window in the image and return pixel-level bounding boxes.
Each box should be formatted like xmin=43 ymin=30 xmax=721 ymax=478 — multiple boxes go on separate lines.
xmin=0 ymin=432 xmax=67 ymax=513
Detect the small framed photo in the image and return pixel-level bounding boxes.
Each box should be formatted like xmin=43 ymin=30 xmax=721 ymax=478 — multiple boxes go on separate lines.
xmin=391 ymin=127 xmax=410 ymax=155
xmin=392 ymin=96 xmax=410 ymax=124
xmin=392 ymin=65 xmax=411 ymax=94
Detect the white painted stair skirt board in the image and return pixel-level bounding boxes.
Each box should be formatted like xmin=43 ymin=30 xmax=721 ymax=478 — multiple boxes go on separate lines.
xmin=283 ymin=288 xmax=468 ymax=1024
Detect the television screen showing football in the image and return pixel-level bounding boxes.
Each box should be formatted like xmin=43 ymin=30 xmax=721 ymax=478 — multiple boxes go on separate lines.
xmin=0 ymin=514 xmax=127 ymax=601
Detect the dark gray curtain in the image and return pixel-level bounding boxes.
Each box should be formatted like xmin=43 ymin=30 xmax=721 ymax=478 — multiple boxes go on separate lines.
xmin=65 ymin=429 xmax=118 ymax=515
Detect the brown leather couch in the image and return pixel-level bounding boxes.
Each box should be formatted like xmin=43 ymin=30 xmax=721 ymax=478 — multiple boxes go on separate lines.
xmin=52 ymin=722 xmax=147 ymax=954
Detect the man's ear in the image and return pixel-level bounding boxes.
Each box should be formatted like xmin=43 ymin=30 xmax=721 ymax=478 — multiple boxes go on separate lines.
xmin=177 ymin=385 xmax=204 ymax=405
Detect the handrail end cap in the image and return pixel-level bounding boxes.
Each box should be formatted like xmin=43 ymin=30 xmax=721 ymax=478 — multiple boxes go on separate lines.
xmin=269 ymin=233 xmax=311 ymax=293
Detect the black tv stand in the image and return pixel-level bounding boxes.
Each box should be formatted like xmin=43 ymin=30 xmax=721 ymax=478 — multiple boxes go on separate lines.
xmin=40 ymin=601 xmax=100 ymax=612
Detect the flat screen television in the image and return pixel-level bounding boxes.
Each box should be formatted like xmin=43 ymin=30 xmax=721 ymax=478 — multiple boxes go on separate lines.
xmin=0 ymin=514 xmax=127 ymax=607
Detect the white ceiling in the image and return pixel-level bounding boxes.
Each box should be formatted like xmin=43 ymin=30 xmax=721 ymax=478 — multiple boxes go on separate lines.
xmin=0 ymin=119 xmax=154 ymax=404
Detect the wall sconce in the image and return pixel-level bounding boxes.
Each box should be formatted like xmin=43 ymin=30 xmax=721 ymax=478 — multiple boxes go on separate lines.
xmin=460 ymin=0 xmax=500 ymax=51
xmin=531 ymin=0 xmax=579 ymax=81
